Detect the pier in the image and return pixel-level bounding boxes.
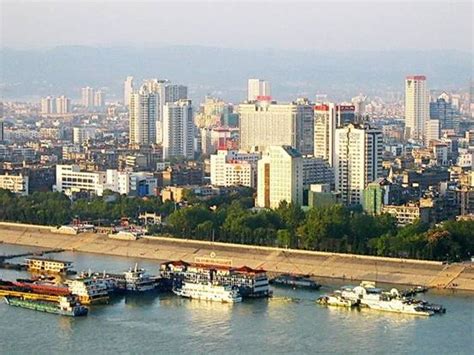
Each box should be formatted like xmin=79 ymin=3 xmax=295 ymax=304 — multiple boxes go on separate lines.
xmin=0 ymin=248 xmax=65 ymax=270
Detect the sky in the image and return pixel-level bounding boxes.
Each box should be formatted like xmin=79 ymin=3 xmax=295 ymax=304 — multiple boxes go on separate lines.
xmin=0 ymin=0 xmax=472 ymax=51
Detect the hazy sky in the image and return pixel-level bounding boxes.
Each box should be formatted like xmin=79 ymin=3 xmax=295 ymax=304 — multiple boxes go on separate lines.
xmin=1 ymin=0 xmax=472 ymax=51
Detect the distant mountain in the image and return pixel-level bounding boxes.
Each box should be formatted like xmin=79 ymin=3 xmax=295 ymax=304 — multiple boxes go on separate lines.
xmin=0 ymin=46 xmax=471 ymax=102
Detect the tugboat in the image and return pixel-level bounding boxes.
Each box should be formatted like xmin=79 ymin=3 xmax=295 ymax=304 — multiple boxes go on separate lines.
xmin=4 ymin=296 xmax=88 ymax=317
xmin=270 ymin=274 xmax=321 ymax=290
xmin=173 ymin=281 xmax=242 ymax=303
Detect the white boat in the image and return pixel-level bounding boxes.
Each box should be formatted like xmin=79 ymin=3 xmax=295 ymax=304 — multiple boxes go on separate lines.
xmin=65 ymin=277 xmax=109 ymax=304
xmin=317 ymin=292 xmax=358 ymax=308
xmin=123 ymin=264 xmax=158 ymax=292
xmin=173 ymin=281 xmax=242 ymax=303
xmin=340 ymin=282 xmax=435 ymax=316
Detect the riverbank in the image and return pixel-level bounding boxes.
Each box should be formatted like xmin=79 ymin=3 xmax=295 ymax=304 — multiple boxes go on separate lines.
xmin=0 ymin=222 xmax=473 ymax=291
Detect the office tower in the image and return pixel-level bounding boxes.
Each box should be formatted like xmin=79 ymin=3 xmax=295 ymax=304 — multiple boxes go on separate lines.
xmin=124 ymin=76 xmax=134 ymax=106
xmin=247 ymin=79 xmax=271 ymax=101
xmin=430 ymin=96 xmax=454 ymax=130
xmin=94 ymin=90 xmax=105 ymax=108
xmin=335 ymin=124 xmax=383 ymax=206
xmin=405 ymin=75 xmax=429 ymax=141
xmin=256 ymin=145 xmax=303 ymax=209
xmin=81 ymin=86 xmax=95 ymax=109
xmin=314 ymin=103 xmax=356 ymax=166
xmin=162 ymin=99 xmax=195 ymax=160
xmin=239 ymin=97 xmax=314 ymax=154
xmin=129 ymin=85 xmax=158 ymax=146
xmin=425 ymin=119 xmax=440 ymax=145
xmin=55 ymin=95 xmax=71 ymax=114
xmin=40 ymin=96 xmax=56 ymax=114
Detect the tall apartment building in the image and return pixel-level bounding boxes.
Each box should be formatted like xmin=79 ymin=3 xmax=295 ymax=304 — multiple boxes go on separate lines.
xmin=335 ymin=124 xmax=383 ymax=206
xmin=124 ymin=76 xmax=134 ymax=106
xmin=405 ymin=75 xmax=429 ymax=141
xmin=129 ymin=85 xmax=158 ymax=146
xmin=81 ymin=87 xmax=95 ymax=109
xmin=94 ymin=90 xmax=105 ymax=108
xmin=73 ymin=127 xmax=96 ymax=145
xmin=314 ymin=103 xmax=356 ymax=167
xmin=55 ymin=95 xmax=71 ymax=114
xmin=239 ymin=98 xmax=314 ymax=154
xmin=210 ymin=150 xmax=261 ymax=188
xmin=256 ymin=146 xmax=303 ymax=209
xmin=162 ymin=99 xmax=195 ymax=160
xmin=40 ymin=96 xmax=56 ymax=114
xmin=247 ymin=79 xmax=271 ymax=101
xmin=425 ymin=119 xmax=440 ymax=145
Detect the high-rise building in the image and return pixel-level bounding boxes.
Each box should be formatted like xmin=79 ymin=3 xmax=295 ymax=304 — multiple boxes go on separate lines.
xmin=40 ymin=96 xmax=56 ymax=114
xmin=239 ymin=98 xmax=314 ymax=154
xmin=335 ymin=124 xmax=383 ymax=206
xmin=425 ymin=119 xmax=440 ymax=145
xmin=129 ymin=85 xmax=158 ymax=146
xmin=405 ymin=75 xmax=429 ymax=141
xmin=55 ymin=95 xmax=71 ymax=114
xmin=162 ymin=99 xmax=195 ymax=160
xmin=430 ymin=96 xmax=454 ymax=130
xmin=73 ymin=127 xmax=96 ymax=145
xmin=81 ymin=87 xmax=95 ymax=109
xmin=314 ymin=103 xmax=356 ymax=166
xmin=124 ymin=76 xmax=134 ymax=106
xmin=256 ymin=145 xmax=303 ymax=209
xmin=94 ymin=90 xmax=105 ymax=108
xmin=247 ymin=79 xmax=271 ymax=101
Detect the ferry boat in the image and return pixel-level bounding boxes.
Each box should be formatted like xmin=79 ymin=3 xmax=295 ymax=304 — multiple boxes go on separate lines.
xmin=123 ymin=264 xmax=159 ymax=292
xmin=160 ymin=260 xmax=272 ymax=298
xmin=4 ymin=296 xmax=88 ymax=317
xmin=24 ymin=257 xmax=73 ymax=274
xmin=173 ymin=281 xmax=242 ymax=303
xmin=269 ymin=274 xmax=321 ymax=290
xmin=317 ymin=292 xmax=359 ymax=308
xmin=340 ymin=282 xmax=444 ymax=316
xmin=65 ymin=277 xmax=109 ymax=304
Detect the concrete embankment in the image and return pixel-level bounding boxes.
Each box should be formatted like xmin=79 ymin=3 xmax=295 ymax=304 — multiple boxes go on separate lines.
xmin=0 ymin=222 xmax=473 ymax=291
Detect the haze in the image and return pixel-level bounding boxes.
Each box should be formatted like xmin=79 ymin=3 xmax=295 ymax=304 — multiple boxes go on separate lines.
xmin=1 ymin=0 xmax=472 ymax=51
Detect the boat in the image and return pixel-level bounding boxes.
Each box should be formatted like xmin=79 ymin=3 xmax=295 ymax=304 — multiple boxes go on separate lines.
xmin=339 ymin=281 xmax=443 ymax=316
xmin=269 ymin=274 xmax=321 ymax=290
xmin=317 ymin=292 xmax=359 ymax=308
xmin=123 ymin=264 xmax=159 ymax=292
xmin=65 ymin=277 xmax=109 ymax=304
xmin=4 ymin=296 xmax=88 ymax=317
xmin=173 ymin=281 xmax=242 ymax=303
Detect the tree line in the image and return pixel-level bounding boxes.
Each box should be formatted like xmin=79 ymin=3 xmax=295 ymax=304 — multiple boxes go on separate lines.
xmin=0 ymin=188 xmax=472 ymax=261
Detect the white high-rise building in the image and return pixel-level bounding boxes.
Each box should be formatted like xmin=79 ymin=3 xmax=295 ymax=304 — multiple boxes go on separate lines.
xmin=129 ymin=85 xmax=158 ymax=146
xmin=162 ymin=99 xmax=195 ymax=160
xmin=55 ymin=95 xmax=71 ymax=114
xmin=247 ymin=79 xmax=271 ymax=101
xmin=94 ymin=90 xmax=105 ymax=108
xmin=256 ymin=145 xmax=303 ymax=209
xmin=335 ymin=124 xmax=383 ymax=206
xmin=425 ymin=119 xmax=440 ymax=145
xmin=405 ymin=75 xmax=429 ymax=141
xmin=239 ymin=98 xmax=314 ymax=154
xmin=73 ymin=127 xmax=96 ymax=145
xmin=210 ymin=150 xmax=261 ymax=188
xmin=40 ymin=96 xmax=56 ymax=115
xmin=124 ymin=76 xmax=134 ymax=106
xmin=81 ymin=87 xmax=95 ymax=109
xmin=314 ymin=103 xmax=356 ymax=167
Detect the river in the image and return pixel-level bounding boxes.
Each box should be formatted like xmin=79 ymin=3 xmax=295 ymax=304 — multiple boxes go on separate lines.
xmin=0 ymin=244 xmax=472 ymax=354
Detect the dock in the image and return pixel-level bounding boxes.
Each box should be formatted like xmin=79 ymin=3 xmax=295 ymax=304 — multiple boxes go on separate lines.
xmin=0 ymin=249 xmax=65 ymax=271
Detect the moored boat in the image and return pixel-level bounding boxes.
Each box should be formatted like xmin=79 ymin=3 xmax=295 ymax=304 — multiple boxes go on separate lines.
xmin=317 ymin=292 xmax=359 ymax=308
xmin=173 ymin=281 xmax=242 ymax=303
xmin=4 ymin=296 xmax=88 ymax=317
xmin=269 ymin=274 xmax=321 ymax=290
xmin=122 ymin=264 xmax=159 ymax=292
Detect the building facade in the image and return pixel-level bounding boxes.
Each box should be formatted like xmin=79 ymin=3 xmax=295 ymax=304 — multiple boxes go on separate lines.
xmin=247 ymin=79 xmax=271 ymax=101
xmin=0 ymin=174 xmax=29 ymax=195
xmin=162 ymin=99 xmax=195 ymax=160
xmin=129 ymin=85 xmax=158 ymax=146
xmin=256 ymin=146 xmax=303 ymax=209
xmin=210 ymin=150 xmax=261 ymax=188
xmin=335 ymin=124 xmax=383 ymax=206
xmin=405 ymin=75 xmax=429 ymax=141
